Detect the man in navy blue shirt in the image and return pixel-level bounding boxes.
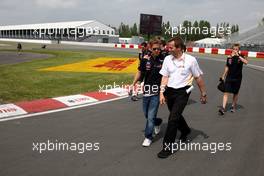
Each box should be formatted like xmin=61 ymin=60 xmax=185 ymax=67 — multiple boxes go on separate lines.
xmin=131 ymin=39 xmax=165 ymax=147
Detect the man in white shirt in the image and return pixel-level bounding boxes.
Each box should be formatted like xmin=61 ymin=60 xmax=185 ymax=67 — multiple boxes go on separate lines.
xmin=157 ymin=37 xmax=207 ymax=159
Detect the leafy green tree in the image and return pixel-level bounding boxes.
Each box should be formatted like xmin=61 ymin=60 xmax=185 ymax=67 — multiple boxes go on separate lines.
xmin=191 ymin=20 xmax=199 ymax=41
xmin=162 ymin=21 xmax=172 ymax=40
xmin=130 ymin=23 xmax=138 ymax=36
xmin=118 ymin=22 xmax=131 ymax=37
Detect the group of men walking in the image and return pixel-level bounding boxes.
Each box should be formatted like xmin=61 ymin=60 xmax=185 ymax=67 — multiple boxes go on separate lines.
xmin=130 ymin=36 xmax=247 ymax=159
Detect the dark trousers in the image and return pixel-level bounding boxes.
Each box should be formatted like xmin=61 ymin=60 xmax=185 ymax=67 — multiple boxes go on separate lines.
xmin=163 ymin=86 xmax=190 ymax=147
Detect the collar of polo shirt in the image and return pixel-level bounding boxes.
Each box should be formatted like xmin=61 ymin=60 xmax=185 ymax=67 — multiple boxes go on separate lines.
xmin=172 ymin=53 xmax=185 ymax=61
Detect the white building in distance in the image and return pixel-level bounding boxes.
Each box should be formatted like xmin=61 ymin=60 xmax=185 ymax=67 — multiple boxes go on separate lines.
xmin=0 ymin=20 xmax=119 ymax=43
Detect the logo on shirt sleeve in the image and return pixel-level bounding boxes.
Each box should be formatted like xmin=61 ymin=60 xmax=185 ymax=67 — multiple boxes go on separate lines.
xmin=228 ymin=58 xmax=232 ymax=65
xmin=146 ymin=61 xmax=151 ymax=70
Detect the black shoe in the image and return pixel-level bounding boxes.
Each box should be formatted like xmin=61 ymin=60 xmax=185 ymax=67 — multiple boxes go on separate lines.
xmin=218 ymin=107 xmax=225 ymax=116
xmin=155 ymin=118 xmax=163 ymax=126
xmin=157 ymin=149 xmax=173 ymax=159
xmin=180 ymin=129 xmax=191 ymax=142
xmin=131 ymin=95 xmax=139 ymax=101
xmin=230 ymin=106 xmax=235 ymax=113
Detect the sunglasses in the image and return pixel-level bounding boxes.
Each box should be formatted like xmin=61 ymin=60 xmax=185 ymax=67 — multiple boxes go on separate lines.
xmin=152 ymin=48 xmax=161 ymax=51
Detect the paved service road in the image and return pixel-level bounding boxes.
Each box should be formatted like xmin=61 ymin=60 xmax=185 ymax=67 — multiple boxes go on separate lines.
xmin=0 ymin=51 xmax=53 ymax=65
xmin=0 ymin=56 xmax=263 ymax=176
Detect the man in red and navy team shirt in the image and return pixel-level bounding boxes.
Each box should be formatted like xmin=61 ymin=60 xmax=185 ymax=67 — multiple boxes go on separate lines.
xmin=131 ymin=39 xmax=165 ymax=147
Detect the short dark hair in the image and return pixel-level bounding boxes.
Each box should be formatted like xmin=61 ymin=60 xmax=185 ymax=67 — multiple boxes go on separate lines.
xmin=168 ymin=36 xmax=186 ymax=52
xmin=161 ymin=40 xmax=166 ymax=47
xmin=232 ymin=43 xmax=240 ymax=49
xmin=150 ymin=39 xmax=161 ymax=47
xmin=141 ymin=42 xmax=147 ymax=47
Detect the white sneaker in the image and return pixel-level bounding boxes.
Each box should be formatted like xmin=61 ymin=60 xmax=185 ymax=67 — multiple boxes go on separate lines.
xmin=154 ymin=125 xmax=161 ymax=135
xmin=142 ymin=138 xmax=152 ymax=147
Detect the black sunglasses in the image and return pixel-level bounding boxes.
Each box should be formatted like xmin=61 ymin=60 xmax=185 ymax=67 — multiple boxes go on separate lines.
xmin=152 ymin=48 xmax=161 ymax=51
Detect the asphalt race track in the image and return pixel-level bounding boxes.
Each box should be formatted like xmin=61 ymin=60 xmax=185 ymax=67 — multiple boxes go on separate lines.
xmin=0 ymin=51 xmax=263 ymax=176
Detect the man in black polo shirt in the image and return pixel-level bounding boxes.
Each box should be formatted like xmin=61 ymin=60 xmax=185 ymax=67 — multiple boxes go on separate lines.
xmin=160 ymin=39 xmax=170 ymax=58
xmin=219 ymin=43 xmax=248 ymax=115
xmin=138 ymin=42 xmax=151 ymax=61
xmin=130 ymin=42 xmax=152 ymax=101
xmin=131 ymin=39 xmax=164 ymax=147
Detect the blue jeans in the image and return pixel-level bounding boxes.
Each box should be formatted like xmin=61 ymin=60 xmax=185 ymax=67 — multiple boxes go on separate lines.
xmin=142 ymin=95 xmax=160 ymax=140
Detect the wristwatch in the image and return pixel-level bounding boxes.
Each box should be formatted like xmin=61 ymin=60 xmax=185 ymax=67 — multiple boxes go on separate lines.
xmin=201 ymin=93 xmax=207 ymax=97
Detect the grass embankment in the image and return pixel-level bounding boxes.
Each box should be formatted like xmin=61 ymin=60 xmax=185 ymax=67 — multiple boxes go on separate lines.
xmin=0 ymin=49 xmax=135 ymax=103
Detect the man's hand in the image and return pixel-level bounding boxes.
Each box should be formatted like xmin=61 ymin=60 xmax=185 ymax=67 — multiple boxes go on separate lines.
xmin=231 ymin=50 xmax=239 ymax=57
xmin=200 ymin=93 xmax=207 ymax=104
xmin=160 ymin=93 xmax=166 ymax=105
xmin=194 ymin=76 xmax=207 ymax=104
xmin=143 ymin=55 xmax=150 ymax=59
xmin=128 ymin=84 xmax=134 ymax=96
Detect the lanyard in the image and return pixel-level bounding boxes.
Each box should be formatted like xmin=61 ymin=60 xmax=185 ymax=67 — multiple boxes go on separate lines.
xmin=172 ymin=54 xmax=189 ymax=76
xmin=172 ymin=55 xmax=185 ymax=68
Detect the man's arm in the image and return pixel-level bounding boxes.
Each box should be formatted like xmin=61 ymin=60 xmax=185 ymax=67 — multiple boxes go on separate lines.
xmin=132 ymin=71 xmax=142 ymax=86
xmin=129 ymin=71 xmax=142 ymax=96
xmin=194 ymin=76 xmax=207 ymax=104
xmin=159 ymin=76 xmax=169 ymax=105
xmin=239 ymin=56 xmax=248 ymax=65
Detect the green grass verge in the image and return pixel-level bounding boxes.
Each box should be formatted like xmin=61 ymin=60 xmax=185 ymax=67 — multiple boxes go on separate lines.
xmin=0 ymin=49 xmax=135 ymax=103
